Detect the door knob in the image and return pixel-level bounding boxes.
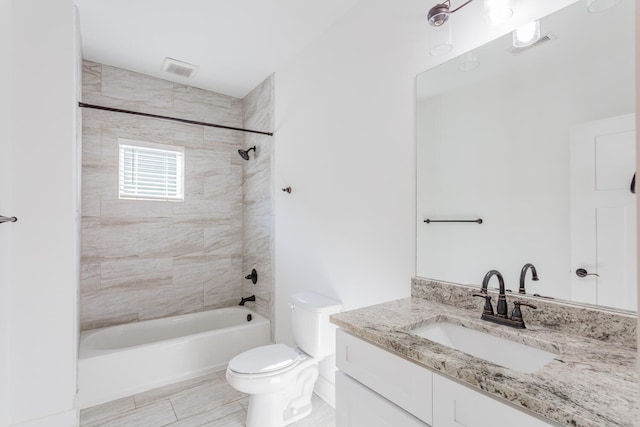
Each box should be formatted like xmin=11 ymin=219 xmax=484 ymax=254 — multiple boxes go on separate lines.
xmin=576 ymin=268 xmax=599 ymax=278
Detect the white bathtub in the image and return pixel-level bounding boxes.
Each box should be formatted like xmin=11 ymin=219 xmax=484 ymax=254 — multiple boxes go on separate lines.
xmin=78 ymin=306 xmax=270 ymax=408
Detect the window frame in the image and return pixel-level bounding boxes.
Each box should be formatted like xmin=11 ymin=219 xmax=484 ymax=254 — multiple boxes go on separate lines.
xmin=117 ymin=138 xmax=185 ymax=202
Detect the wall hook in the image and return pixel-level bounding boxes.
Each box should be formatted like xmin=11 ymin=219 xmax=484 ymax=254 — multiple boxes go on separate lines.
xmin=0 ymin=215 xmax=17 ymax=224
xmin=282 ymin=187 xmax=292 ymax=193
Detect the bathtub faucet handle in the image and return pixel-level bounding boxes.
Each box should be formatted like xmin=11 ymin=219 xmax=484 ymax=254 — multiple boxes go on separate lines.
xmin=244 ymin=269 xmax=258 ymax=284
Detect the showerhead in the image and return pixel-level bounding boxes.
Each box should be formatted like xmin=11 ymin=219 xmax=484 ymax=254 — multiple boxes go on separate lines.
xmin=238 ymin=146 xmax=256 ymax=161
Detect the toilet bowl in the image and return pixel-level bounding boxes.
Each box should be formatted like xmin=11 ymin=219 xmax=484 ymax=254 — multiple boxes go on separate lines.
xmin=227 ymin=344 xmax=319 ymax=426
xmin=226 ymin=292 xmax=342 ymax=427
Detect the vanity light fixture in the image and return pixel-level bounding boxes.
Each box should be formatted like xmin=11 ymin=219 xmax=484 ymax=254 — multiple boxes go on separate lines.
xmin=427 ymin=0 xmax=513 ymax=55
xmin=427 ymin=0 xmax=512 ymax=27
xmin=512 ymin=20 xmax=541 ymax=48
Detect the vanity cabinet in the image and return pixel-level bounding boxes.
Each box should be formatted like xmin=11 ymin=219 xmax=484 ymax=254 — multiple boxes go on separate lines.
xmin=336 ymin=371 xmax=428 ymax=427
xmin=336 ymin=329 xmax=557 ymax=427
xmin=336 ymin=328 xmax=433 ymax=425
xmin=431 ymin=373 xmax=555 ymax=427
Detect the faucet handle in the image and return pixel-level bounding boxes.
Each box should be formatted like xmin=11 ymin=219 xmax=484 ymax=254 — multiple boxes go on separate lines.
xmin=473 ymin=293 xmax=494 ymax=316
xmin=511 ymin=301 xmax=537 ymax=323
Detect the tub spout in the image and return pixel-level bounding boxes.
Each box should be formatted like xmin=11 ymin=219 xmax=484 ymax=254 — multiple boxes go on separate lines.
xmin=239 ymin=295 xmax=256 ymax=306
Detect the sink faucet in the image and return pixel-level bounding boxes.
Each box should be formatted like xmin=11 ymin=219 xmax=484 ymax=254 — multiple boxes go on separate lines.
xmin=473 ymin=270 xmax=537 ymax=329
xmin=483 ymin=270 xmax=508 ymax=318
xmin=519 ymin=263 xmax=539 ymax=294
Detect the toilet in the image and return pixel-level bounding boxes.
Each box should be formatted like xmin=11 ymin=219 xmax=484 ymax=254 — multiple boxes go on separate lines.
xmin=226 ymin=292 xmax=342 ymax=427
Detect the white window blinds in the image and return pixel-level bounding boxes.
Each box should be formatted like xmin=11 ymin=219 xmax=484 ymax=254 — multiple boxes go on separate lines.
xmin=118 ymin=139 xmax=185 ymax=201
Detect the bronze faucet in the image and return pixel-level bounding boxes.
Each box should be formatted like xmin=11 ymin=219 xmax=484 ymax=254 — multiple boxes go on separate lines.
xmin=473 ymin=270 xmax=537 ymax=329
xmin=519 ymin=263 xmax=539 ymax=294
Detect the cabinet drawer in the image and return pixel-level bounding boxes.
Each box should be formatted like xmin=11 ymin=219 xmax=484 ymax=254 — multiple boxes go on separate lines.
xmin=336 ymin=329 xmax=433 ymax=425
xmin=432 ymin=373 xmax=556 ymax=427
xmin=336 ymin=371 xmax=429 ymax=427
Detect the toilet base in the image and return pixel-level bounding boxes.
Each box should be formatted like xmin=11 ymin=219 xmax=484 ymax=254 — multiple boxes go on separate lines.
xmin=244 ymin=364 xmax=319 ymax=427
xmin=246 ymin=393 xmax=282 ymax=427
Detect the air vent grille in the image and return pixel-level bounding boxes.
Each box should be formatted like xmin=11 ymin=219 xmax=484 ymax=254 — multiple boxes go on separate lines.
xmin=511 ymin=33 xmax=557 ymax=55
xmin=161 ymin=57 xmax=199 ymax=78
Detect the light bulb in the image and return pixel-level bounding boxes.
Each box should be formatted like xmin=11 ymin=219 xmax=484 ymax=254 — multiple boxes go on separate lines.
xmin=513 ymin=21 xmax=541 ymax=48
xmin=483 ymin=0 xmax=513 ymax=26
xmin=429 ymin=18 xmax=453 ymax=56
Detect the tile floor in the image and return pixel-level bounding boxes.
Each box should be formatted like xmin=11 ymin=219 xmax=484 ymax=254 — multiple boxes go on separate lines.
xmin=79 ymin=370 xmax=336 ymax=427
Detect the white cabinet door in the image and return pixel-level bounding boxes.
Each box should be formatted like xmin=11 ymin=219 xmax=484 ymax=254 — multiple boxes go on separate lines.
xmin=336 ymin=371 xmax=430 ymax=427
xmin=432 ymin=374 xmax=555 ymax=427
xmin=336 ymin=329 xmax=433 ymax=424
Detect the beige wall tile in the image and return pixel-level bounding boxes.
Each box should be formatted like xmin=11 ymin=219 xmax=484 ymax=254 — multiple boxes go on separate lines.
xmin=100 ymin=258 xmax=173 ymax=290
xmin=204 ymin=225 xmax=242 ymax=257
xmin=137 ymin=282 xmax=204 ymax=320
xmin=138 ymin=118 xmax=204 ymax=149
xmin=80 ymin=264 xmax=101 ymax=294
xmin=139 ymin=226 xmax=204 ymax=258
xmin=81 ymin=61 xmax=102 ymax=101
xmin=101 ymin=65 xmax=174 ymax=109
xmin=81 ymin=222 xmax=139 ymax=261
xmin=241 ymin=75 xmax=274 ymax=327
xmin=81 ymin=288 xmax=141 ymax=329
xmin=81 ymin=62 xmax=273 ymax=330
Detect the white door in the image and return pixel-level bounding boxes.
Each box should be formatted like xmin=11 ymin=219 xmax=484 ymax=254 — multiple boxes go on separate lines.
xmin=570 ymin=114 xmax=637 ymax=310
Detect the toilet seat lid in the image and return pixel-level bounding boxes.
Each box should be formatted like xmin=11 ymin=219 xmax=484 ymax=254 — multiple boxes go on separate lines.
xmin=229 ymin=344 xmax=300 ymax=374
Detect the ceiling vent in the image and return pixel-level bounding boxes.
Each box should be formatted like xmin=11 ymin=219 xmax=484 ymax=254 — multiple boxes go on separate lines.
xmin=510 ymin=33 xmax=557 ymax=55
xmin=161 ymin=57 xmax=199 ymax=78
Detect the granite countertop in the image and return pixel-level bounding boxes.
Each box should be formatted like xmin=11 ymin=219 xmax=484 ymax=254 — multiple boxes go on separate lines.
xmin=330 ymin=296 xmax=638 ymax=427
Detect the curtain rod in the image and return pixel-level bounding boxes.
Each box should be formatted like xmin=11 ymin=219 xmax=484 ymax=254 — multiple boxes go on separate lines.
xmin=78 ymin=102 xmax=274 ymax=137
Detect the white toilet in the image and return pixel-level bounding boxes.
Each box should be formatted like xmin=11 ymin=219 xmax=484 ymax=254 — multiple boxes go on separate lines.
xmin=226 ymin=292 xmax=342 ymax=427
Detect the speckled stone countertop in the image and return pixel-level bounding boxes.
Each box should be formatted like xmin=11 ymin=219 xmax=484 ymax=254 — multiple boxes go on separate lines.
xmin=330 ymin=280 xmax=638 ymax=427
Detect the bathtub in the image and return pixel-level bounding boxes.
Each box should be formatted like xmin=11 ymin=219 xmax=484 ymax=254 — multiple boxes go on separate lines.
xmin=78 ymin=306 xmax=270 ymax=408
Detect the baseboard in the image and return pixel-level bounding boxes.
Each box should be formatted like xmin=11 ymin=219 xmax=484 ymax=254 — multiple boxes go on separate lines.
xmin=11 ymin=409 xmax=78 ymax=427
xmin=313 ymin=374 xmax=336 ymax=408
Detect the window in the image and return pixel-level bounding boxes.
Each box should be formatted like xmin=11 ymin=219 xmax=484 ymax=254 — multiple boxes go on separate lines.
xmin=118 ymin=139 xmax=184 ymax=201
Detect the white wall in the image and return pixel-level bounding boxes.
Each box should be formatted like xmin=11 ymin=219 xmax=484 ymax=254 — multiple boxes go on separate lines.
xmin=273 ymin=0 xmax=578 ymax=401
xmin=636 ymin=0 xmax=640 ymax=376
xmin=0 ymin=0 xmax=12 ymax=425
xmin=5 ymin=0 xmax=79 ymax=425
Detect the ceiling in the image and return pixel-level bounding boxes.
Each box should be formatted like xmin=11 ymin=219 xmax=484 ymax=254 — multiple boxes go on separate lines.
xmin=74 ymin=0 xmax=361 ymax=98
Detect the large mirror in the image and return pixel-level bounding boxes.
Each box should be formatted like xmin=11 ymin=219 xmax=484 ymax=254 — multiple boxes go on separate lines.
xmin=416 ymin=0 xmax=636 ymax=311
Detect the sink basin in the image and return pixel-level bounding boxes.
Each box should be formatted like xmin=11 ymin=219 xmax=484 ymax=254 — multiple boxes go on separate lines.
xmin=411 ymin=322 xmax=556 ymax=374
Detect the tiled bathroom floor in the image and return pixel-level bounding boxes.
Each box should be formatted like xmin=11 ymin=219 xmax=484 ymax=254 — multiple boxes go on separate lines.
xmin=79 ymin=370 xmax=336 ymax=427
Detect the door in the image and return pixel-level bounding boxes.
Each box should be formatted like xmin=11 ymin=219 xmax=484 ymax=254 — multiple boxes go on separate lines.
xmin=570 ymin=114 xmax=637 ymax=310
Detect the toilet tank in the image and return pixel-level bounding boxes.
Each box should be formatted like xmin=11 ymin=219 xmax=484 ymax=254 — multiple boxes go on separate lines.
xmin=291 ymin=292 xmax=342 ymax=358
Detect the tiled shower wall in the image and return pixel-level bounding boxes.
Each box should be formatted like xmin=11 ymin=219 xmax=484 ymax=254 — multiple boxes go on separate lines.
xmin=241 ymin=76 xmax=274 ymax=321
xmin=80 ymin=61 xmax=273 ymax=330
